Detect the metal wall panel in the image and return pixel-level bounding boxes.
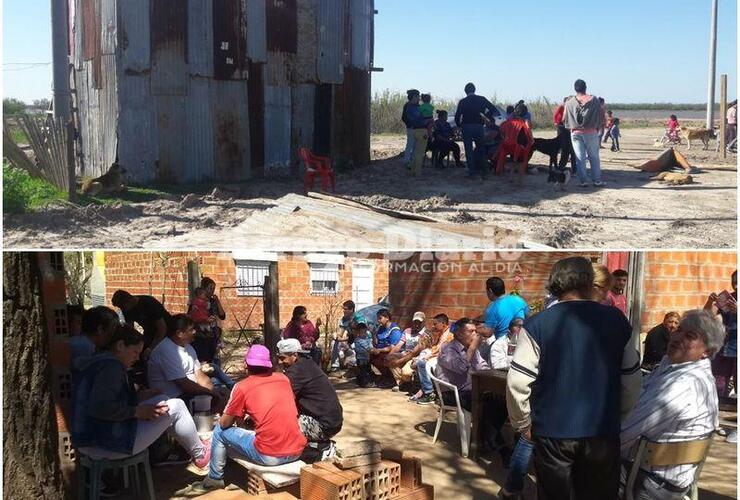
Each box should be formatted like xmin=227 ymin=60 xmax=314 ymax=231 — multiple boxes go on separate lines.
xmin=212 ymin=80 xmax=251 ymax=181
xmin=99 ymin=54 xmax=119 ymax=171
xmin=247 ymin=61 xmax=265 ymax=175
xmin=350 ymin=0 xmax=371 ymax=70
xmin=154 ymin=94 xmax=186 ymax=181
xmin=83 ymin=62 xmax=103 ymax=174
xmin=294 ymin=0 xmax=317 ymax=83
xmin=189 ymin=0 xmax=214 ymax=77
xmin=100 ymin=0 xmax=117 ymax=54
xmin=264 ymin=84 xmax=291 ymax=175
xmin=291 ymin=83 xmax=314 ymax=164
xmin=184 ymin=77 xmax=215 ymax=181
xmin=117 ymin=74 xmax=158 ymax=182
xmin=151 ymin=0 xmax=188 ymax=95
xmin=73 ymin=0 xmax=84 ymax=69
xmin=264 ymin=50 xmax=289 ymax=87
xmin=82 ymin=0 xmax=100 ymax=60
xmin=246 ymin=0 xmax=267 ymax=63
xmin=317 ymin=0 xmax=344 ymax=84
xmin=118 ymin=0 xmax=150 ymax=72
xmin=213 ymin=0 xmax=248 ymax=80
xmin=265 ymin=0 xmax=297 ymax=54
xmin=75 ymin=66 xmax=91 ymax=175
xmin=332 ymin=67 xmax=370 ymax=167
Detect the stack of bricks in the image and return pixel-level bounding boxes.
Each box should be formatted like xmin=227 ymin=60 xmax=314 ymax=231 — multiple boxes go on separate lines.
xmin=299 ymin=439 xmax=433 ymax=500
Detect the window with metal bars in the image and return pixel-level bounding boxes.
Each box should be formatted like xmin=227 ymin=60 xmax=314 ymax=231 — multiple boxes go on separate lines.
xmin=53 ymin=307 xmax=69 ymax=336
xmin=49 ymin=253 xmax=64 ymax=272
xmin=235 ymin=261 xmax=269 ymax=296
xmin=310 ymin=263 xmax=339 ymax=295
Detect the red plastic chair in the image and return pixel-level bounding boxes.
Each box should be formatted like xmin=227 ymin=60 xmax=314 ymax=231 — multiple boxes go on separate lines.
xmin=299 ymin=147 xmax=336 ymax=194
xmin=495 ymin=118 xmax=535 ymax=176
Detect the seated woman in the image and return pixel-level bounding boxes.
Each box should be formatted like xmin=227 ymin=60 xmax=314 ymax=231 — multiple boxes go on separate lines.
xmin=620 ymin=310 xmax=725 ymax=500
xmin=283 ymin=306 xmax=323 ymax=365
xmin=641 ymin=312 xmax=681 ymax=371
xmin=495 ymin=103 xmax=534 ymax=179
xmin=71 ymin=324 xmax=210 ymax=471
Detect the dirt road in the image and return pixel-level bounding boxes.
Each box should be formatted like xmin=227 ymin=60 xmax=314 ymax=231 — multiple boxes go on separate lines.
xmin=3 ymin=127 xmax=736 ymax=249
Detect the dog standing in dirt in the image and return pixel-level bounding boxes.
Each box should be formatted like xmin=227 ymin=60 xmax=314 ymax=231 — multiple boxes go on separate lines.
xmin=80 ymin=162 xmax=128 ymax=196
xmin=682 ymin=127 xmax=716 ymax=150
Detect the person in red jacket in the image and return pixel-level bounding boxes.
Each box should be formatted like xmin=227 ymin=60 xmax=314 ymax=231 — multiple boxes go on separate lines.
xmin=553 ymin=97 xmax=576 ymax=173
xmin=283 ymin=306 xmax=323 ymax=365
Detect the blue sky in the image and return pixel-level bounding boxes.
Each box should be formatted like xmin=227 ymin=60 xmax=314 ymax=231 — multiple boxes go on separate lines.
xmin=3 ymin=0 xmax=737 ymax=103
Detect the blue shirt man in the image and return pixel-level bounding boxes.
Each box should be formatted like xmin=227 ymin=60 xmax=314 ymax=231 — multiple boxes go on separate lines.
xmin=483 ymin=277 xmax=529 ymax=339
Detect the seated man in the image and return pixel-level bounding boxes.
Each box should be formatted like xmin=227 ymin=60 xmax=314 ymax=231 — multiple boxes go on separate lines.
xmin=147 ymin=314 xmax=222 ymax=410
xmin=277 ymin=339 xmax=343 ymax=442
xmin=411 ymin=313 xmax=453 ymax=404
xmin=386 ymin=311 xmax=427 ymax=391
xmin=330 ymin=300 xmax=357 ymax=372
xmin=370 ymin=309 xmax=404 ymax=381
xmin=187 ymin=345 xmax=306 ymax=495
xmin=490 ymin=318 xmax=523 ymax=370
xmin=641 ymin=312 xmax=680 ymax=371
xmin=431 ymin=110 xmax=463 ymax=168
xmin=436 ymin=318 xmax=489 ymax=410
xmin=621 ymin=310 xmax=725 ymax=500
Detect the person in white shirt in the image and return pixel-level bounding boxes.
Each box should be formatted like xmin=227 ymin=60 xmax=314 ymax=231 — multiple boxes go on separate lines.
xmin=620 ymin=310 xmax=726 ymax=500
xmin=490 ymin=318 xmax=523 ymax=370
xmin=148 ymin=314 xmax=221 ymax=409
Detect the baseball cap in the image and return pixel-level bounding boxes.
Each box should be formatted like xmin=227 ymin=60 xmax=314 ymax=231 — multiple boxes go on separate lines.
xmin=244 ymin=345 xmax=272 ymax=368
xmin=277 ymin=338 xmax=309 ymax=355
xmin=412 ymin=311 xmax=426 ymax=322
xmin=352 ymin=313 xmax=368 ymax=327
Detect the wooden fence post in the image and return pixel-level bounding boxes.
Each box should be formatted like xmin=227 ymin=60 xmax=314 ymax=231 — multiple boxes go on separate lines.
xmin=720 ymin=74 xmax=727 ymax=158
xmin=262 ymin=262 xmax=281 ymax=358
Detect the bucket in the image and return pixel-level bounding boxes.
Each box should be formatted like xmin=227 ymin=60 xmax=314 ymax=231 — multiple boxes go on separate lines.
xmin=194 ymin=413 xmax=214 ymax=434
xmin=189 ymin=395 xmax=212 ymax=414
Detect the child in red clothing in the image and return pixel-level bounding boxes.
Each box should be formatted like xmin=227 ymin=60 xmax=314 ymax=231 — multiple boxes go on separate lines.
xmin=667 ymin=114 xmax=681 ymax=143
xmin=189 ymin=287 xmax=215 ymax=334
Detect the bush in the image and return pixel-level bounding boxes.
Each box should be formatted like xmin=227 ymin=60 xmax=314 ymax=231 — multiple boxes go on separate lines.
xmin=370 ymin=91 xmax=556 ymax=134
xmin=3 ymin=164 xmax=67 ymax=213
xmin=3 ymin=98 xmax=26 ymax=115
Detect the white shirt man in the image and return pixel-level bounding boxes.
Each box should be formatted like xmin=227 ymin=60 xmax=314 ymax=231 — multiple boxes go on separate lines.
xmin=148 ymin=336 xmax=201 ymax=398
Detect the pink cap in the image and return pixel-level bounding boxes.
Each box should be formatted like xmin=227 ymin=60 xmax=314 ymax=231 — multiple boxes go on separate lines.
xmin=244 ymin=345 xmax=273 ymax=368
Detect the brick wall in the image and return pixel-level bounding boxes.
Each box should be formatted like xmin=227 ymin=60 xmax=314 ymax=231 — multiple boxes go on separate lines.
xmin=642 ymin=251 xmax=737 ymax=329
xmin=389 ymin=251 xmax=737 ymax=333
xmin=388 ymin=251 xmax=601 ymax=328
xmin=103 ymin=252 xmax=389 ymax=332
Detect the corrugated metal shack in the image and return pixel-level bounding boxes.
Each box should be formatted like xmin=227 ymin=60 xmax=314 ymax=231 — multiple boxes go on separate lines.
xmin=67 ymin=0 xmax=375 ymax=183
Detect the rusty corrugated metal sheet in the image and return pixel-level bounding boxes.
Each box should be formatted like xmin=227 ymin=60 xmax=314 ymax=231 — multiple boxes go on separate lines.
xmin=100 ymin=0 xmax=116 ymax=55
xmin=213 ymin=0 xmax=248 ymax=80
xmin=99 ymin=54 xmax=119 ymax=170
xmin=184 ymin=77 xmax=214 ymax=182
xmin=294 ymin=0 xmax=317 ymax=83
xmin=212 ymin=80 xmax=251 ymax=181
xmin=248 ymin=61 xmax=265 ymax=175
xmin=264 ymin=50 xmax=289 ymax=86
xmin=151 ymin=0 xmax=188 ymax=95
xmin=317 ymin=0 xmax=344 ymax=84
xmin=73 ymin=0 xmax=84 ymax=69
xmin=75 ymin=65 xmax=91 ymax=175
xmin=332 ymin=67 xmax=370 ymax=167
xmin=68 ymin=0 xmax=76 ymax=59
xmin=188 ymin=0 xmax=213 ymax=77
xmin=118 ymin=0 xmax=150 ymax=72
xmin=117 ymin=73 xmax=158 ymax=182
xmin=350 ymin=0 xmax=372 ymax=70
xmin=246 ymin=0 xmax=267 ymax=63
xmin=313 ymin=83 xmax=332 ymax=155
xmin=82 ymin=0 xmax=99 ymax=60
xmin=83 ymin=61 xmax=104 ymax=173
xmin=291 ymin=83 xmax=315 ymax=165
xmin=264 ymin=84 xmax=291 ymax=175
xmin=154 ymin=94 xmax=186 ymax=181
xmin=266 ymin=0 xmax=297 ymax=54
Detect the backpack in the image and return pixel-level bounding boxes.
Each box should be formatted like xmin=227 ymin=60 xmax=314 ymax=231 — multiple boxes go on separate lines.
xmin=571 ymin=95 xmax=602 ymax=128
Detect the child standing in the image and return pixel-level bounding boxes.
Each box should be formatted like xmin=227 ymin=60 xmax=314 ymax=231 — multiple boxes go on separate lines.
xmin=352 ymin=315 xmax=375 ymax=388
xmin=609 ymin=118 xmax=621 ymax=152
xmin=602 ymin=110 xmax=614 ymax=143
xmin=667 ymin=114 xmax=680 ymax=143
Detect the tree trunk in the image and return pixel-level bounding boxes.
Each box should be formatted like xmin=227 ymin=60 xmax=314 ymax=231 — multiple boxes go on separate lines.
xmin=3 ymin=253 xmax=68 ymax=499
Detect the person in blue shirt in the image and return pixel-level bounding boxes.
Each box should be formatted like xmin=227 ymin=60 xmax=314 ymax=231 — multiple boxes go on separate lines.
xmin=370 ymin=308 xmax=403 ymax=384
xmin=455 ymin=82 xmax=500 ymax=179
xmin=431 ymin=110 xmax=463 ymax=168
xmin=483 ymin=277 xmax=529 ymax=340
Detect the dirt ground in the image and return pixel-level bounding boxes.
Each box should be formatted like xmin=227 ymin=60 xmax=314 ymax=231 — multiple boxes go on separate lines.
xmin=3 ymin=127 xmax=736 ymax=249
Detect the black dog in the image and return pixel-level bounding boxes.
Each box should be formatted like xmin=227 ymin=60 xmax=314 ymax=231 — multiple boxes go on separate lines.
xmin=531 ymin=137 xmax=561 ymax=169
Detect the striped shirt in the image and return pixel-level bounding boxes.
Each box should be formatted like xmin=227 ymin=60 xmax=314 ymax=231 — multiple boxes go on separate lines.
xmin=620 ymin=357 xmax=718 ymax=489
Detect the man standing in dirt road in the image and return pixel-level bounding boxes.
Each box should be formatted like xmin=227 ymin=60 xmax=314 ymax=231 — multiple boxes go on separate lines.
xmin=455 ymin=83 xmax=500 ymax=180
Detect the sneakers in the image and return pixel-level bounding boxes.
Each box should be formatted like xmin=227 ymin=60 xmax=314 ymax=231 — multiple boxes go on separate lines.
xmin=593 ymin=181 xmax=607 ymax=187
xmin=320 ymin=441 xmax=337 ymax=460
xmin=727 ymin=430 xmax=737 ymax=443
xmin=391 ymin=385 xmax=400 ymax=392
xmin=579 ymin=182 xmax=589 ymax=188
xmin=174 ymin=477 xmax=225 ymax=498
xmin=187 ymin=439 xmax=212 ymax=475
xmin=416 ymin=393 xmax=436 ymax=405
xmin=408 ymin=390 xmax=423 ymax=402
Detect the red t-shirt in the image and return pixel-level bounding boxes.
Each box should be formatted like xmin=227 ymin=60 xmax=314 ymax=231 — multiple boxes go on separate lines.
xmin=606 ymin=291 xmax=628 ymax=317
xmin=553 ymin=105 xmax=565 ymax=126
xmin=224 ymin=373 xmax=307 ymax=457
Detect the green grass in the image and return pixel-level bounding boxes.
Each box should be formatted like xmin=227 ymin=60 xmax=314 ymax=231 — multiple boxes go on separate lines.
xmin=3 ymin=163 xmax=67 ymax=213
xmin=8 ymin=127 xmax=28 ymax=144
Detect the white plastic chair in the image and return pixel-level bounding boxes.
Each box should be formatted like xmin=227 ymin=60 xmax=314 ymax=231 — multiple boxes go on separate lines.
xmin=426 ymin=357 xmax=472 ymax=457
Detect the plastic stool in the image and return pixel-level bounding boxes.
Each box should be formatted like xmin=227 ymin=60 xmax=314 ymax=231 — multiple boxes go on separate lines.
xmin=77 ymin=449 xmax=156 ymax=500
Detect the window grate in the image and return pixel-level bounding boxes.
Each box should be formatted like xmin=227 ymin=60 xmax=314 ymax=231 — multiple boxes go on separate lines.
xmin=53 ymin=307 xmax=69 ymax=336
xmin=235 ymin=261 xmax=269 ymax=296
xmin=310 ymin=263 xmax=339 ymax=295
xmin=49 ymin=253 xmax=64 ymax=272
xmin=57 ymin=373 xmax=72 ymax=401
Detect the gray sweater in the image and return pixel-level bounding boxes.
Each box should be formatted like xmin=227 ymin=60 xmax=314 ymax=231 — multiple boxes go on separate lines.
xmin=563 ymin=95 xmax=604 ymax=131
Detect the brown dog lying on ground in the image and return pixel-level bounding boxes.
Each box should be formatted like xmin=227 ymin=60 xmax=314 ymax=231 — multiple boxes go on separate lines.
xmin=682 ymin=127 xmax=716 ymax=150
xmin=650 ymin=172 xmax=694 ymax=185
xmin=80 ymin=162 xmax=127 ymax=196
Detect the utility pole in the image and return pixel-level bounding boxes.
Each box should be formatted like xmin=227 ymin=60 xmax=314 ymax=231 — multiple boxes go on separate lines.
xmin=50 ymin=0 xmax=71 ymax=122
xmin=706 ymin=0 xmax=719 ymax=129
